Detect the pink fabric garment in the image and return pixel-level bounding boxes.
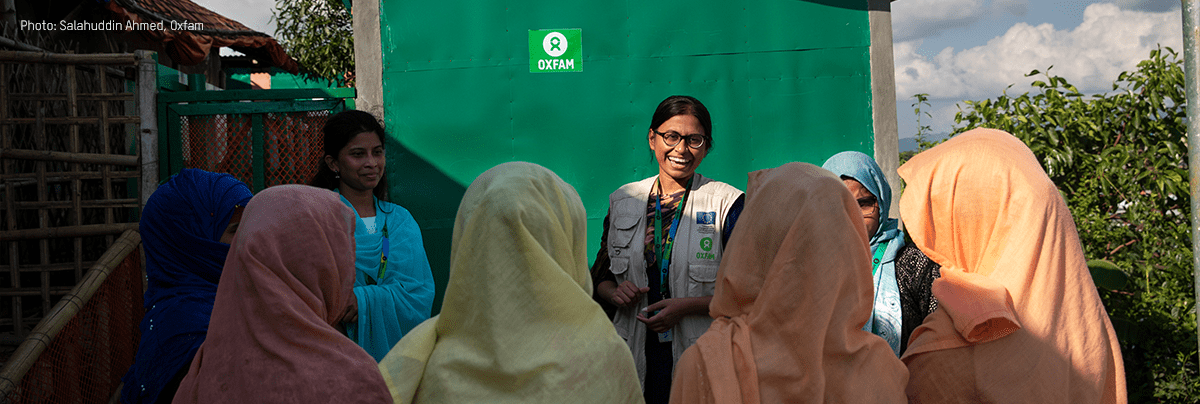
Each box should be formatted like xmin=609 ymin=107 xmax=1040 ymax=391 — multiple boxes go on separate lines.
xmin=670 ymin=162 xmax=908 ymax=404
xmin=172 ymin=185 xmax=390 ymax=403
xmin=898 ymin=128 xmax=1126 ymax=403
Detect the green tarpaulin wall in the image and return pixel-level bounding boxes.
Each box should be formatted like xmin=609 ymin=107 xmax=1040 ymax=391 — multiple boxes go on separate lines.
xmin=375 ymin=0 xmax=879 ymax=312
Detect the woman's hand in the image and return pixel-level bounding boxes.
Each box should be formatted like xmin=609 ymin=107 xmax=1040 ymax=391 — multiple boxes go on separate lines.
xmin=598 ymin=280 xmax=649 ymax=308
xmin=636 ymin=296 xmax=712 ymax=333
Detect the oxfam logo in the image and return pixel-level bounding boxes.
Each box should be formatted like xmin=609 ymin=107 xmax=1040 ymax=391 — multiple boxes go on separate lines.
xmin=542 ymin=32 xmax=567 ymax=57
xmin=700 ymin=237 xmax=713 ymax=252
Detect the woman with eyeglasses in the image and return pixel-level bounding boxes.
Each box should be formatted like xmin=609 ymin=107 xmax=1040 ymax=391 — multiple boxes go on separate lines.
xmin=822 ymin=151 xmax=941 ymax=356
xmin=309 ymin=110 xmax=435 ymax=362
xmin=589 ymin=95 xmax=744 ymax=404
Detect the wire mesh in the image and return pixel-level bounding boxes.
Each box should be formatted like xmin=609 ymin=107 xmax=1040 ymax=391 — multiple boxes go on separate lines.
xmin=2 ymin=250 xmax=143 ymax=404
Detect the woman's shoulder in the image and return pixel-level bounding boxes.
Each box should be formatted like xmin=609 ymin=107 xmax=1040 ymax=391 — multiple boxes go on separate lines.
xmin=378 ymin=200 xmax=418 ymax=223
xmin=693 ymin=174 xmax=744 ymax=198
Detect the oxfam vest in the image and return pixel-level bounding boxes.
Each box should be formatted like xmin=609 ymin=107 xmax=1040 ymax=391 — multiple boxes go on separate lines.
xmin=605 ymin=173 xmax=743 ymax=385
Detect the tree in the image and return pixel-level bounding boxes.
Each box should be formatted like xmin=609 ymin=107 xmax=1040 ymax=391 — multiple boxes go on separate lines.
xmin=272 ymin=0 xmax=354 ymax=86
xmin=952 ymin=47 xmax=1194 ymax=402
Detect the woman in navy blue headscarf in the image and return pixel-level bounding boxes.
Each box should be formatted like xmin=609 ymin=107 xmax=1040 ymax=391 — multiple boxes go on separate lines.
xmin=120 ymin=169 xmax=252 ymax=404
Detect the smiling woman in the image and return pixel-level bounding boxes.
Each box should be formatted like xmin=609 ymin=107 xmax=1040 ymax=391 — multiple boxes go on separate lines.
xmin=589 ymin=95 xmax=745 ymax=404
xmin=309 ymin=110 xmax=436 ymax=361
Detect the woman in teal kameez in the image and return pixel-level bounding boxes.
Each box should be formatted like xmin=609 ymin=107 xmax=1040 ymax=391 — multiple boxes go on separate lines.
xmin=312 ymin=110 xmax=436 ymax=361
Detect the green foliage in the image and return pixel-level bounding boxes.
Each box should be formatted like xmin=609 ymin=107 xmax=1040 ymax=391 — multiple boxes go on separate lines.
xmin=272 ymin=0 xmax=355 ymax=86
xmin=901 ymin=93 xmax=947 ymax=166
xmin=953 ymin=47 xmax=1196 ymax=402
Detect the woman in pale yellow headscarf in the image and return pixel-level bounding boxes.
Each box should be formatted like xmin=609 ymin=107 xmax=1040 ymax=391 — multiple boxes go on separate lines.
xmin=670 ymin=162 xmax=907 ymax=404
xmin=377 ymin=161 xmax=643 ymax=404
xmin=898 ymin=128 xmax=1125 ymax=403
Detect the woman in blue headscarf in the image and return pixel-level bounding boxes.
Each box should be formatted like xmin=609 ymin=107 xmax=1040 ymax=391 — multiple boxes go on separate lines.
xmin=822 ymin=151 xmax=940 ymax=355
xmin=310 ymin=110 xmax=435 ymax=361
xmin=120 ymin=168 xmax=252 ymax=404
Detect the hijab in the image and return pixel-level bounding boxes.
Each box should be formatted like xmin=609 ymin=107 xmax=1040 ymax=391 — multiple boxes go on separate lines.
xmin=171 ymin=185 xmax=389 ymax=403
xmin=823 ymin=151 xmax=905 ymax=354
xmin=669 ymin=162 xmax=907 ymax=404
xmin=121 ymin=168 xmax=251 ymax=404
xmin=898 ymin=128 xmax=1125 ymax=403
xmin=377 ymin=162 xmax=643 ymax=404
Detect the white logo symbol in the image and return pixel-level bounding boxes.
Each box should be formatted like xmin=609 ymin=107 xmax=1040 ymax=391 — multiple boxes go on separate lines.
xmin=543 ymin=32 xmax=567 ymax=57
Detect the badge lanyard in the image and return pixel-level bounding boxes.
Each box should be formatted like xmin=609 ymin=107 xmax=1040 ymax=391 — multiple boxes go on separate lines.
xmin=653 ymin=177 xmax=693 ymax=299
xmin=871 ymin=239 xmax=890 ymax=277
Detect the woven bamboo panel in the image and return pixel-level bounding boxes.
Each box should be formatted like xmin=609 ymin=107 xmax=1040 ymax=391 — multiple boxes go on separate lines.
xmin=0 ymin=51 xmax=141 ymax=343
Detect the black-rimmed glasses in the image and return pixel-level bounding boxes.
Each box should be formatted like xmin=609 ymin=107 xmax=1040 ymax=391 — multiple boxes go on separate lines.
xmin=653 ymin=129 xmax=705 ymax=149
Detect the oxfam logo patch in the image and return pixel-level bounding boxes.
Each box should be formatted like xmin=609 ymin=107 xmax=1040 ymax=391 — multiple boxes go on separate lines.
xmin=543 ymin=32 xmax=567 ymax=57
xmin=700 ymin=237 xmax=713 ymax=252
xmin=529 ymin=29 xmax=582 ymax=73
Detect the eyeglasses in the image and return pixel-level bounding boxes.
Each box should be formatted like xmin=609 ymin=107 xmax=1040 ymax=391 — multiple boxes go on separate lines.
xmin=856 ymin=196 xmax=879 ymax=216
xmin=653 ymin=129 xmax=706 ymax=150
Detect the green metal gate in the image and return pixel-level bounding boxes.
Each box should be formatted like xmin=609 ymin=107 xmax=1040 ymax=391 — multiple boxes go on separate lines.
xmin=157 ymin=83 xmax=356 ymax=191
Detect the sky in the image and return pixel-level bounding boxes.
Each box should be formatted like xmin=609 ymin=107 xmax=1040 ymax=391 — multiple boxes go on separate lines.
xmin=195 ymin=0 xmax=1184 ymax=140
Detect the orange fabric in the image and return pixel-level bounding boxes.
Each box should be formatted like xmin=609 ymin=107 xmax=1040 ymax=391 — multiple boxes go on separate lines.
xmin=898 ymin=128 xmax=1125 ymax=403
xmin=670 ymin=162 xmax=907 ymax=404
xmin=172 ymin=185 xmax=389 ymax=403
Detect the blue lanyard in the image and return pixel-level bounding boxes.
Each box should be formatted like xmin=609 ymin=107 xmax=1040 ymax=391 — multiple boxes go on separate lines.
xmin=653 ymin=177 xmax=692 ymax=299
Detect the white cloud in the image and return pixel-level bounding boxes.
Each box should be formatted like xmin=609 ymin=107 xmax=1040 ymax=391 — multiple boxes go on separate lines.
xmin=894 ymin=3 xmax=1182 ymax=101
xmin=892 ymin=0 xmax=987 ymax=42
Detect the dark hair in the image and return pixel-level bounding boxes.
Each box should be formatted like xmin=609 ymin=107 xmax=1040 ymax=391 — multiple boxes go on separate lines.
xmin=648 ymin=95 xmax=714 ymax=151
xmin=309 ymin=110 xmax=389 ymax=201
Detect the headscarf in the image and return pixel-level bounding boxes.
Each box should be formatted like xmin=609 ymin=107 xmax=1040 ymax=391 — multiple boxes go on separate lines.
xmin=121 ymin=168 xmax=251 ymax=404
xmin=172 ymin=185 xmax=390 ymax=403
xmin=377 ymin=162 xmax=643 ymax=404
xmin=339 ymin=194 xmax=435 ymax=361
xmin=669 ymin=162 xmax=907 ymax=404
xmin=898 ymin=128 xmax=1125 ymax=403
xmin=822 ymin=151 xmax=905 ymax=354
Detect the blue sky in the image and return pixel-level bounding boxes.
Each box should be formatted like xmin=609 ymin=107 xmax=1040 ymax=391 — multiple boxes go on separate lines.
xmin=197 ymin=0 xmax=1183 ymax=141
xmin=892 ymin=0 xmax=1182 ymax=139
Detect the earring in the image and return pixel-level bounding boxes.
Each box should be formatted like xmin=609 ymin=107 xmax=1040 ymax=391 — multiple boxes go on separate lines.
xmin=334 ymin=171 xmax=340 ymax=179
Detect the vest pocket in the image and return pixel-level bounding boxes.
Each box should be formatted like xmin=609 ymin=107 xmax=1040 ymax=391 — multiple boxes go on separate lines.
xmin=610 ymin=256 xmax=630 ymax=275
xmin=610 ymin=214 xmax=640 ymax=248
xmin=687 ymin=263 xmax=719 ymax=297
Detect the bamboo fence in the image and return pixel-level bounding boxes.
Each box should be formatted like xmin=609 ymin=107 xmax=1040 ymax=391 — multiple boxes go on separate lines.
xmin=0 ymin=50 xmax=142 ymax=343
xmin=0 ymin=230 xmax=142 ymax=403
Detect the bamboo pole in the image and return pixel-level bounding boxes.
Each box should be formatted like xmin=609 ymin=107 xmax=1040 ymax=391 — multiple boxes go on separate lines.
xmin=13 ymin=199 xmax=140 ymax=209
xmin=0 ymin=230 xmax=140 ymax=399
xmin=100 ymin=62 xmax=115 ymax=248
xmin=0 ymin=261 xmax=100 ymax=274
xmin=1 ymin=62 xmax=19 ymax=342
xmin=0 ymin=287 xmax=74 ymax=297
xmin=0 ymin=116 xmax=140 ymax=125
xmin=0 ymin=171 xmax=140 ymax=182
xmin=0 ymin=223 xmax=138 ymax=241
xmin=8 ymin=93 xmax=136 ymax=102
xmin=70 ymin=53 xmax=84 ymax=283
xmin=0 ymin=149 xmax=139 ymax=166
xmin=0 ymin=51 xmax=136 ymax=65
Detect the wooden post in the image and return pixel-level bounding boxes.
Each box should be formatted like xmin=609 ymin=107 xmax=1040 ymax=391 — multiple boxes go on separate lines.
xmin=68 ymin=52 xmax=84 ymax=282
xmin=136 ymin=50 xmax=157 ymax=209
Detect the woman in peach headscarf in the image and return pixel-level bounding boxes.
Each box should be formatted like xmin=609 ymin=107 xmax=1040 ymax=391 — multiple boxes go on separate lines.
xmin=670 ymin=162 xmax=907 ymax=404
xmin=172 ymin=185 xmax=390 ymax=403
xmin=377 ymin=162 xmax=642 ymax=404
xmin=898 ymin=128 xmax=1125 ymax=403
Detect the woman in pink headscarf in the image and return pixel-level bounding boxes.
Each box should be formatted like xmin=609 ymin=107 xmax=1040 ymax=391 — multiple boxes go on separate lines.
xmin=898 ymin=128 xmax=1125 ymax=403
xmin=172 ymin=185 xmax=389 ymax=403
xmin=670 ymin=162 xmax=907 ymax=403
